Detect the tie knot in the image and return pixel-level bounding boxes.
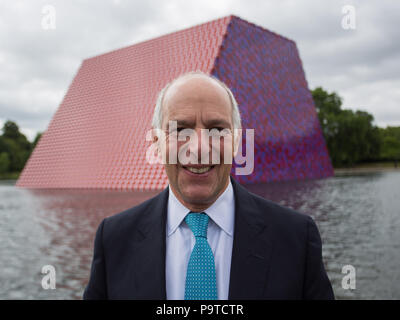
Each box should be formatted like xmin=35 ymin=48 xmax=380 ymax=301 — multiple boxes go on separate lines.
xmin=185 ymin=212 xmax=209 ymax=238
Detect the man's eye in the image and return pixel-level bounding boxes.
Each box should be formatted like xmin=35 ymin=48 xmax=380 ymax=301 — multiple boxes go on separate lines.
xmin=211 ymin=127 xmax=224 ymax=131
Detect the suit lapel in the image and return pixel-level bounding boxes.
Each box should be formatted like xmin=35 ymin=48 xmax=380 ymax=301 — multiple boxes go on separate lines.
xmin=129 ymin=187 xmax=169 ymax=299
xmin=228 ymin=177 xmax=273 ymax=299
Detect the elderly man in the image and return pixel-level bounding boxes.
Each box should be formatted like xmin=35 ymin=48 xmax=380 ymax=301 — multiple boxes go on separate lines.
xmin=83 ymin=71 xmax=334 ymax=300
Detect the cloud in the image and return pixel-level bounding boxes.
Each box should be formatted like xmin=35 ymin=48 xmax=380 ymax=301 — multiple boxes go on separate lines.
xmin=0 ymin=0 xmax=399 ymax=141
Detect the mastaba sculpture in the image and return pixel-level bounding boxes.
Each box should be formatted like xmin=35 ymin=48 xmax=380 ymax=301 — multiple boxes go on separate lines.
xmin=16 ymin=15 xmax=333 ymax=190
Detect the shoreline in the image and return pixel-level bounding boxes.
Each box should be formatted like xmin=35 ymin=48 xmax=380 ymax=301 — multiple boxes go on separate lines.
xmin=334 ymin=166 xmax=400 ymax=176
xmin=2 ymin=166 xmax=400 ymax=181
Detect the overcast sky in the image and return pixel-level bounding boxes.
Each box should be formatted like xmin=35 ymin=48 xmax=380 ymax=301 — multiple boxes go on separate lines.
xmin=1 ymin=0 xmax=399 ymax=141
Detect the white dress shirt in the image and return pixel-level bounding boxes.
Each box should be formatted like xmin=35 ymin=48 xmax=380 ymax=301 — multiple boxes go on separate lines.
xmin=165 ymin=180 xmax=235 ymax=300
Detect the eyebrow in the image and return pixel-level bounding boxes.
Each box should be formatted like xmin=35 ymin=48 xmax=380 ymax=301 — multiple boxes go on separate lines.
xmin=170 ymin=119 xmax=231 ymax=128
xmin=204 ymin=119 xmax=231 ymax=128
xmin=175 ymin=120 xmax=195 ymax=127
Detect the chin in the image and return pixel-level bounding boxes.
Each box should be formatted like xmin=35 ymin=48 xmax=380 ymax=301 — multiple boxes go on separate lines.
xmin=181 ymin=186 xmax=216 ymax=204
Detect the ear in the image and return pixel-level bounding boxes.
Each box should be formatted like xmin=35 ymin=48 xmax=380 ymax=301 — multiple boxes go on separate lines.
xmin=152 ymin=132 xmax=162 ymax=160
xmin=153 ymin=134 xmax=159 ymax=144
xmin=152 ymin=128 xmax=168 ymax=164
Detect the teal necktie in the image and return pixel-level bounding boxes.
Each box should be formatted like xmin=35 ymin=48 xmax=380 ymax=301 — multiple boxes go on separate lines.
xmin=184 ymin=212 xmax=218 ymax=300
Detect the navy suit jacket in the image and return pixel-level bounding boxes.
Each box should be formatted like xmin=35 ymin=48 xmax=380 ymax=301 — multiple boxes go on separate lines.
xmin=83 ymin=176 xmax=334 ymax=299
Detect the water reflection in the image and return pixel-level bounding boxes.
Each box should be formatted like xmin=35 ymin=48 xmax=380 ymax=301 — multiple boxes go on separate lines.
xmin=0 ymin=185 xmax=158 ymax=299
xmin=247 ymin=172 xmax=400 ymax=299
xmin=0 ymin=172 xmax=399 ymax=299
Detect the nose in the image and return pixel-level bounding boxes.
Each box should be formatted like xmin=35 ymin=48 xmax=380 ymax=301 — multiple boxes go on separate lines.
xmin=177 ymin=128 xmax=212 ymax=165
xmin=191 ymin=128 xmax=211 ymax=163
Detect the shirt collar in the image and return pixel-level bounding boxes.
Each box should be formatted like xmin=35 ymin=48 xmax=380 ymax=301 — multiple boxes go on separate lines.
xmin=167 ymin=180 xmax=235 ymax=237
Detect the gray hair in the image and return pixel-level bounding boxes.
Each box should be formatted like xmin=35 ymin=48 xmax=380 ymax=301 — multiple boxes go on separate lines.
xmin=151 ymin=71 xmax=242 ymax=130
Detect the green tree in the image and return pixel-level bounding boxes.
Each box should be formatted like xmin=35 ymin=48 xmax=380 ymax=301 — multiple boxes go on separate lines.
xmin=312 ymin=87 xmax=342 ymax=116
xmin=1 ymin=120 xmax=33 ymax=172
xmin=0 ymin=136 xmax=7 ymax=154
xmin=311 ymin=87 xmax=382 ymax=167
xmin=2 ymin=121 xmax=21 ymax=139
xmin=0 ymin=152 xmax=10 ymax=174
xmin=379 ymin=126 xmax=400 ymax=167
xmin=2 ymin=138 xmax=27 ymax=171
xmin=312 ymin=87 xmax=342 ymax=144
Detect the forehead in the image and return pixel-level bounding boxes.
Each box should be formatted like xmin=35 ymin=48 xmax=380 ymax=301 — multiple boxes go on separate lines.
xmin=162 ymin=75 xmax=232 ymax=122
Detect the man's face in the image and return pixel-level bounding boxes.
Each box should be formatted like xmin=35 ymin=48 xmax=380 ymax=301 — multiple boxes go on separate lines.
xmin=160 ymin=76 xmax=235 ymax=210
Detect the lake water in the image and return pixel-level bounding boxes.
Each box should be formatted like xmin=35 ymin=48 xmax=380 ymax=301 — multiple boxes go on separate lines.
xmin=1 ymin=171 xmax=399 ymax=300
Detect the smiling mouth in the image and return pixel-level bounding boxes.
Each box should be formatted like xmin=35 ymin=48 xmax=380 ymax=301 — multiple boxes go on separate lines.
xmin=182 ymin=165 xmax=215 ymax=174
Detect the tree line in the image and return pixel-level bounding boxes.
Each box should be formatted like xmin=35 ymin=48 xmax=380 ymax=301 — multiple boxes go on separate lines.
xmin=0 ymin=121 xmax=41 ymax=178
xmin=312 ymin=87 xmax=400 ymax=167
xmin=0 ymin=87 xmax=399 ymax=178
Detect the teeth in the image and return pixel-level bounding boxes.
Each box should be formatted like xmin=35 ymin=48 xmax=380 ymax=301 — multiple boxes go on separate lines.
xmin=186 ymin=166 xmax=212 ymax=174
